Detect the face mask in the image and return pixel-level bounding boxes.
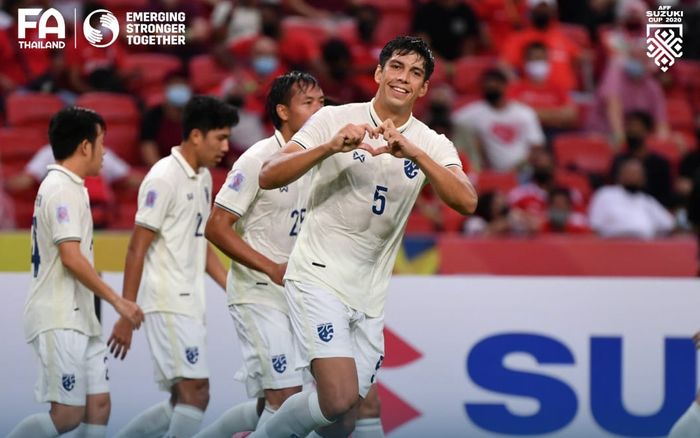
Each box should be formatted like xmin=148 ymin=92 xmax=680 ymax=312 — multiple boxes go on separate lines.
xmin=626 ymin=134 xmax=645 ymax=151
xmin=525 ymin=60 xmax=550 ymax=81
xmin=483 ymin=89 xmax=503 ymax=105
xmin=624 ymin=59 xmax=645 ymax=78
xmin=549 ymin=209 xmax=568 ymax=229
xmin=252 ymin=55 xmax=278 ymax=76
xmin=622 ymin=184 xmax=643 ymax=194
xmin=165 ymin=84 xmax=191 ymax=107
xmin=532 ymin=168 xmax=553 ymax=184
xmin=531 ymin=11 xmax=551 ymax=30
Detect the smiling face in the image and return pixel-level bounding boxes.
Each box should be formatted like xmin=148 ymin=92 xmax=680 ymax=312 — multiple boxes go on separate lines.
xmin=374 ymin=51 xmax=429 ymax=113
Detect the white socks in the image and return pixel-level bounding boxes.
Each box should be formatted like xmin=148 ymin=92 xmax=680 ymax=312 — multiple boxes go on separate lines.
xmin=250 ymin=391 xmax=333 ymax=438
xmin=7 ymin=412 xmax=59 ymax=438
xmin=76 ymin=423 xmax=107 ymax=438
xmin=115 ymin=400 xmax=174 ymax=438
xmin=194 ymin=399 xmax=259 ymax=437
xmin=166 ymin=404 xmax=205 ymax=438
xmin=669 ymin=401 xmax=700 ymax=438
xmin=354 ymin=418 xmax=384 ymax=438
xmin=256 ymin=406 xmax=275 ymax=430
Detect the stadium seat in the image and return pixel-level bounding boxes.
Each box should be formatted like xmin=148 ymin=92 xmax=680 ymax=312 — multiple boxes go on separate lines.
xmin=281 ymin=17 xmax=357 ymax=45
xmin=210 ymin=167 xmax=229 ymax=195
xmin=452 ymin=56 xmax=497 ymax=95
xmin=189 ymin=54 xmax=230 ymax=93
xmin=647 ymin=135 xmax=683 ymax=168
xmin=553 ymin=133 xmax=613 ymax=175
xmin=666 ymin=96 xmax=694 ymax=132
xmin=121 ymin=53 xmax=183 ymax=95
xmin=474 ymin=170 xmax=518 ymax=194
xmin=554 ymin=170 xmax=592 ymax=202
xmin=0 ymin=127 xmax=46 ymax=172
xmin=6 ymin=92 xmax=64 ymax=134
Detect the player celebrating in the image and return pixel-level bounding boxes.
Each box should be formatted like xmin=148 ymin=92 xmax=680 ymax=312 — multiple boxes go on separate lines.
xmin=8 ymin=107 xmax=144 ymax=438
xmin=248 ymin=36 xmax=477 ymax=438
xmin=107 ymin=96 xmax=237 ymax=438
xmin=195 ymin=71 xmax=324 ymax=437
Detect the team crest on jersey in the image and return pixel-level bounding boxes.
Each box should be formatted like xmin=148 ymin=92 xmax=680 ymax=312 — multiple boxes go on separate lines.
xmin=404 ymin=160 xmax=419 ymax=179
xmin=353 ymin=151 xmax=366 ymax=163
xmin=317 ymin=322 xmax=334 ymax=342
xmin=279 ymin=186 xmax=289 ymax=193
xmin=56 ymin=205 xmax=69 ymax=224
xmin=228 ymin=170 xmax=245 ymax=192
xmin=62 ymin=374 xmax=75 ymax=391
xmin=185 ymin=347 xmax=199 ymax=364
xmin=145 ymin=190 xmax=157 ymax=207
xmin=272 ymin=354 xmax=287 ymax=373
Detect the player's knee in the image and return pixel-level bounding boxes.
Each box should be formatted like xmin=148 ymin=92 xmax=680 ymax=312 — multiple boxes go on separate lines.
xmin=264 ymin=386 xmax=302 ymax=410
xmin=50 ymin=405 xmax=84 ymax=433
xmin=319 ymin=391 xmax=359 ymax=420
xmin=176 ymin=379 xmax=210 ymax=409
xmin=358 ymin=394 xmax=381 ymax=418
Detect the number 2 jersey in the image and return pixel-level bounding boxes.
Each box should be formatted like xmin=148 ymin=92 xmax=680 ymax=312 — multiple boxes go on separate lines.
xmin=286 ymin=100 xmax=462 ymax=317
xmin=134 ymin=147 xmax=212 ymax=323
xmin=24 ymin=164 xmax=100 ymax=343
xmin=214 ymin=130 xmax=310 ymax=314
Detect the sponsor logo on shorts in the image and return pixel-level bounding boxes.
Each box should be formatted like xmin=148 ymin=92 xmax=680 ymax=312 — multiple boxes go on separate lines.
xmin=317 ymin=322 xmax=334 ymax=343
xmin=272 ymin=354 xmax=287 ymax=373
xmin=62 ymin=373 xmax=75 ymax=391
xmin=404 ymin=159 xmax=419 ymax=179
xmin=185 ymin=346 xmax=199 ymax=364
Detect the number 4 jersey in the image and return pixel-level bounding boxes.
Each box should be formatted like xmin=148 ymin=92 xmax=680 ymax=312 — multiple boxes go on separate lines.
xmin=134 ymin=147 xmax=212 ymax=323
xmin=24 ymin=165 xmax=101 ymax=343
xmin=214 ymin=130 xmax=310 ymax=314
xmin=286 ymin=100 xmax=462 ymax=317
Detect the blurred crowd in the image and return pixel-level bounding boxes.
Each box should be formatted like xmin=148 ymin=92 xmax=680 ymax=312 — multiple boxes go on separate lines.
xmin=0 ymin=0 xmax=699 ymax=240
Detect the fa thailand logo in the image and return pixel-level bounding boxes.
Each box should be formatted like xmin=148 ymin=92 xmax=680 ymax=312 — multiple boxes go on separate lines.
xmin=56 ymin=205 xmax=69 ymax=224
xmin=404 ymin=160 xmax=419 ymax=179
xmin=646 ymin=5 xmax=684 ymax=72
xmin=317 ymin=322 xmax=334 ymax=343
xmin=272 ymin=354 xmax=287 ymax=373
xmin=228 ymin=170 xmax=245 ymax=192
xmin=145 ymin=190 xmax=157 ymax=207
xmin=62 ymin=374 xmax=75 ymax=391
xmin=83 ymin=9 xmax=119 ymax=48
xmin=353 ymin=151 xmax=366 ymax=163
xmin=185 ymin=347 xmax=199 ymax=364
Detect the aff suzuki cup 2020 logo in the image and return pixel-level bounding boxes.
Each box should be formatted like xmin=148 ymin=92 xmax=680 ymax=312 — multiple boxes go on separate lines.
xmin=646 ymin=5 xmax=684 ymax=72
xmin=83 ymin=9 xmax=120 ymax=48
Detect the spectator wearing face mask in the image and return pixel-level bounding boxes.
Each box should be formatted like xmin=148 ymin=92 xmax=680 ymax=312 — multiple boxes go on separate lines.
xmin=452 ymin=68 xmax=545 ymax=172
xmin=609 ymin=111 xmax=672 ymax=207
xmin=589 ymin=157 xmax=674 ymax=239
xmin=140 ymin=73 xmax=190 ymax=166
xmin=587 ymin=47 xmax=669 ymax=147
xmin=508 ymin=41 xmax=578 ymax=133
xmin=541 ymin=187 xmax=589 ymax=234
xmin=501 ymin=0 xmax=583 ymax=92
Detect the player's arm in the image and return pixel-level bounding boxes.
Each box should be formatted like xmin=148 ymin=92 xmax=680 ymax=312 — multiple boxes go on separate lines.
xmin=108 ymin=225 xmax=155 ymax=359
xmin=416 ymin=156 xmax=477 ymax=216
xmin=259 ymin=123 xmax=378 ymax=189
xmin=57 ymin=241 xmax=144 ymax=327
xmin=206 ymin=243 xmax=227 ymax=290
xmin=204 ymin=206 xmax=286 ymax=285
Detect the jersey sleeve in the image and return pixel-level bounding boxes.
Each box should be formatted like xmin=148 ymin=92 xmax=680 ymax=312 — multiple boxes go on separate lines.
xmin=134 ymin=177 xmax=173 ymax=231
xmin=44 ymin=190 xmax=84 ymax=244
xmin=290 ymin=106 xmax=334 ymax=150
xmin=214 ymin=155 xmax=262 ymax=217
xmin=431 ymin=134 xmax=463 ymax=168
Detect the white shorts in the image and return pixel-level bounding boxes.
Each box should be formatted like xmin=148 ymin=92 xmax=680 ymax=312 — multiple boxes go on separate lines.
xmin=229 ymin=303 xmax=304 ymax=398
xmin=144 ymin=312 xmax=209 ymax=391
xmin=31 ymin=329 xmax=109 ymax=406
xmin=284 ymin=280 xmax=384 ymax=398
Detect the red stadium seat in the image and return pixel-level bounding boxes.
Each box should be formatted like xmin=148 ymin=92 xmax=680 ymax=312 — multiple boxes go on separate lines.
xmin=281 ymin=17 xmax=357 ymax=45
xmin=452 ymin=56 xmax=497 ymax=95
xmin=647 ymin=135 xmax=683 ymax=167
xmin=554 ymin=170 xmax=592 ymax=202
xmin=474 ymin=170 xmax=518 ymax=194
xmin=210 ymin=167 xmax=229 ymax=195
xmin=6 ymin=92 xmax=64 ymax=134
xmin=121 ymin=53 xmax=183 ymax=94
xmin=666 ymin=96 xmax=694 ymax=132
xmin=553 ymin=133 xmax=613 ymax=174
xmin=189 ymin=54 xmax=230 ymax=93
xmin=0 ymin=127 xmax=46 ymax=171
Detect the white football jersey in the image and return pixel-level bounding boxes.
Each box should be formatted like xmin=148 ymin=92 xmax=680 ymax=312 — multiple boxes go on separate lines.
xmin=24 ymin=164 xmax=101 ymax=342
xmin=135 ymin=147 xmax=212 ymax=322
xmin=286 ymin=100 xmax=462 ymax=317
xmin=215 ymin=131 xmax=309 ymax=313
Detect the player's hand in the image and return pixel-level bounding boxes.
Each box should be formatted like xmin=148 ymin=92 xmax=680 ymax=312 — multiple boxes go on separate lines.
xmin=114 ymin=298 xmax=144 ymax=329
xmin=107 ymin=317 xmax=134 ymax=360
xmin=267 ymin=262 xmax=287 ymax=286
xmin=328 ymin=124 xmax=379 ymax=154
xmin=362 ymin=119 xmax=422 ymax=160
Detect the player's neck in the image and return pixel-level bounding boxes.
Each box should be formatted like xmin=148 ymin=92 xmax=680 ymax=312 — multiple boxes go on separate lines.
xmin=372 ymin=98 xmax=411 ymax=127
xmin=279 ymin=125 xmax=293 ymax=143
xmin=56 ymin=157 xmax=87 ymax=179
xmin=177 ymin=143 xmax=201 ymax=171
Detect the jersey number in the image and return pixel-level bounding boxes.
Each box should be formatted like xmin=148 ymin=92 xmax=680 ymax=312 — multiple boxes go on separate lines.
xmin=31 ymin=216 xmax=41 ymax=278
xmin=195 ymin=212 xmax=204 ymax=237
xmin=372 ymin=185 xmax=388 ymax=215
xmin=290 ymin=208 xmax=306 ymax=236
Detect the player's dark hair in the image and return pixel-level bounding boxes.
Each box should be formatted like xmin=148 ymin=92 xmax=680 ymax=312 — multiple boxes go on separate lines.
xmin=183 ymin=95 xmax=239 ymax=140
xmin=625 ymin=110 xmax=655 ymax=132
xmin=379 ymin=35 xmax=435 ymax=81
xmin=266 ymin=71 xmax=321 ymax=129
xmin=48 ymin=106 xmax=106 ymax=161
